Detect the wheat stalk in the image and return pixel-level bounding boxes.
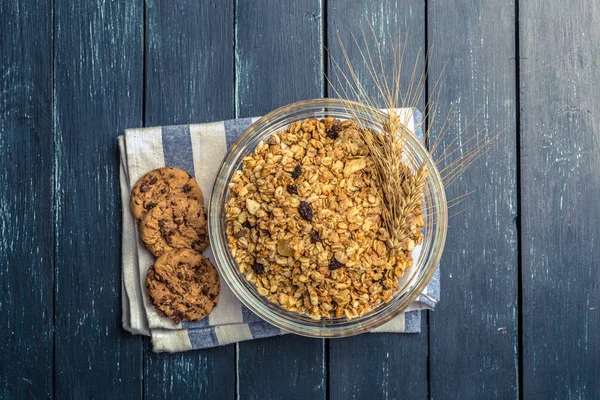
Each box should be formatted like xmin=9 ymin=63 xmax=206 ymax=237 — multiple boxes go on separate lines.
xmin=327 ymin=24 xmax=502 ymax=263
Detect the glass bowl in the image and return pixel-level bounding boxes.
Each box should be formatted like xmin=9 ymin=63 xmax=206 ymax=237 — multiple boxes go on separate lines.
xmin=208 ymin=98 xmax=447 ymax=337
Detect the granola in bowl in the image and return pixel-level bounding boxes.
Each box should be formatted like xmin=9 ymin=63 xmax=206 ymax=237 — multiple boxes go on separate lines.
xmin=225 ymin=117 xmax=424 ymax=320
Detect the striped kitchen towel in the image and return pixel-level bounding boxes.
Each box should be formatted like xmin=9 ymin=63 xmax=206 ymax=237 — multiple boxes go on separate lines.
xmin=119 ymin=108 xmax=440 ymax=352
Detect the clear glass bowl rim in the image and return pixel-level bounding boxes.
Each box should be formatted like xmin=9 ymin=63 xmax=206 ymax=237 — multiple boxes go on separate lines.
xmin=208 ymin=98 xmax=447 ymax=338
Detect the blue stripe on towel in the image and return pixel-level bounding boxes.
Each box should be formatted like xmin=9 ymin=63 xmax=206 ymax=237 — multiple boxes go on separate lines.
xmin=241 ymin=306 xmax=281 ymax=338
xmin=241 ymin=305 xmax=265 ymax=324
xmin=430 ymin=267 xmax=440 ymax=299
xmin=187 ymin=327 xmax=219 ymax=349
xmin=247 ymin=321 xmax=282 ymax=339
xmin=181 ymin=318 xmax=210 ymax=329
xmin=224 ymin=117 xmax=253 ymax=150
xmin=404 ymin=310 xmax=421 ymax=333
xmin=162 ymin=125 xmax=195 ymax=176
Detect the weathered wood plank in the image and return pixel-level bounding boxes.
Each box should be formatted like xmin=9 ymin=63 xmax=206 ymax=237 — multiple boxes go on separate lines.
xmin=144 ymin=0 xmax=235 ymax=126
xmin=428 ymin=1 xmax=519 ymax=398
xmin=520 ymin=1 xmax=600 ymax=397
xmin=53 ymin=1 xmax=144 ymax=398
xmin=235 ymin=1 xmax=326 ymax=399
xmin=237 ymin=335 xmax=326 ymax=400
xmin=326 ymin=1 xmax=429 ymax=399
xmin=143 ymin=1 xmax=235 ymax=399
xmin=235 ymin=0 xmax=324 ymax=118
xmin=329 ymin=322 xmax=428 ymax=400
xmin=0 ymin=1 xmax=54 ymax=398
xmin=144 ymin=348 xmax=235 ymax=400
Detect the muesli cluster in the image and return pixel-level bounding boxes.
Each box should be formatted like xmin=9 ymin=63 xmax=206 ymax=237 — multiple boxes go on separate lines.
xmin=225 ymin=117 xmax=423 ymax=320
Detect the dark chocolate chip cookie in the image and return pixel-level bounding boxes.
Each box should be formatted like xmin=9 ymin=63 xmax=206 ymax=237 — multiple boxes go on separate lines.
xmin=146 ymin=249 xmax=220 ymax=323
xmin=130 ymin=167 xmax=204 ymax=224
xmin=139 ymin=197 xmax=209 ymax=257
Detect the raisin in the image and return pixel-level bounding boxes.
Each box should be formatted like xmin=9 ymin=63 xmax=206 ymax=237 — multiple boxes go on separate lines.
xmin=252 ymin=262 xmax=265 ymax=275
xmin=140 ymin=184 xmax=150 ymax=193
xmin=310 ymin=230 xmax=321 ymax=243
xmin=286 ymin=184 xmax=298 ymax=195
xmin=145 ymin=201 xmax=157 ymax=209
xmin=174 ymin=218 xmax=183 ymax=225
xmin=242 ymin=220 xmax=253 ymax=229
xmin=298 ymin=201 xmax=313 ymax=221
xmin=234 ymin=230 xmax=245 ymax=238
xmin=326 ymin=124 xmax=342 ymax=140
xmin=173 ymin=315 xmax=182 ymax=324
xmin=160 ymin=189 xmax=167 ymax=194
xmin=291 ymin=165 xmax=302 ymax=179
xmin=202 ymin=287 xmax=209 ymax=295
xmin=182 ymin=184 xmax=191 ymax=193
xmin=149 ymin=177 xmax=158 ymax=185
xmin=329 ymin=259 xmax=344 ymax=270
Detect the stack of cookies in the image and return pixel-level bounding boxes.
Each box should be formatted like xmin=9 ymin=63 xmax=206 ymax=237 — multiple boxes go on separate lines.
xmin=130 ymin=167 xmax=220 ymax=324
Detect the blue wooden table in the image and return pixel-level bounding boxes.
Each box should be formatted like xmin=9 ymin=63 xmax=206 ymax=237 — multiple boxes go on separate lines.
xmin=2 ymin=1 xmax=599 ymax=399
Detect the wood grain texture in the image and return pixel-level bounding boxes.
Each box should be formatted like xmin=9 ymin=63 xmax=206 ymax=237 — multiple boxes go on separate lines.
xmin=53 ymin=1 xmax=143 ymax=398
xmin=144 ymin=347 xmax=235 ymax=400
xmin=428 ymin=1 xmax=519 ymax=398
xmin=5 ymin=0 xmax=600 ymax=397
xmin=145 ymin=0 xmax=235 ymax=126
xmin=0 ymin=1 xmax=54 ymax=399
xmin=520 ymin=1 xmax=600 ymax=398
xmin=143 ymin=1 xmax=236 ymax=399
xmin=326 ymin=1 xmax=429 ymax=399
xmin=235 ymin=1 xmax=326 ymax=399
xmin=235 ymin=0 xmax=324 ymax=118
xmin=329 ymin=322 xmax=428 ymax=400
xmin=237 ymin=335 xmax=326 ymax=400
